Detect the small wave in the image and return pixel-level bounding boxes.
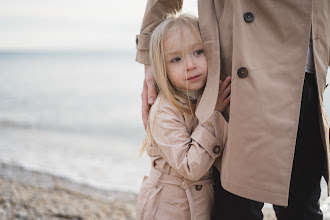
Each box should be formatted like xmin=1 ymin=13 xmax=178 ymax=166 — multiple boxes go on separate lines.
xmin=0 ymin=118 xmax=33 ymax=129
xmin=0 ymin=118 xmax=144 ymax=143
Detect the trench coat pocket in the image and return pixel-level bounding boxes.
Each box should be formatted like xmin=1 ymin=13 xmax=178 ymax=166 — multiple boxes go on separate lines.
xmin=154 ymin=202 xmax=189 ymax=220
xmin=136 ymin=180 xmax=164 ymax=220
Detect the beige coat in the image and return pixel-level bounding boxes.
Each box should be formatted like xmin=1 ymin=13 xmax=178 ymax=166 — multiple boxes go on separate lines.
xmin=136 ymin=0 xmax=330 ymax=206
xmin=136 ymin=94 xmax=228 ymax=220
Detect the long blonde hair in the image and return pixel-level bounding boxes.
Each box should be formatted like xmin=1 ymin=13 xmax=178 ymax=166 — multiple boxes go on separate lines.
xmin=139 ymin=12 xmax=203 ymax=158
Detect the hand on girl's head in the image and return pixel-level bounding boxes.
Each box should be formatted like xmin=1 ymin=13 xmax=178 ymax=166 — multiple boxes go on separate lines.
xmin=215 ymin=76 xmax=231 ymax=113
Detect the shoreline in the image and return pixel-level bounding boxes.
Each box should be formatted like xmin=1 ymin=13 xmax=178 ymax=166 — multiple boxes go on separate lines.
xmin=0 ymin=162 xmax=137 ymax=220
xmin=0 ymin=162 xmax=279 ymax=220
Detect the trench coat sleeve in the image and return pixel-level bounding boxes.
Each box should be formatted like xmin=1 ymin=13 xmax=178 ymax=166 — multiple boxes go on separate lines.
xmin=135 ymin=0 xmax=183 ymax=64
xmin=150 ymin=100 xmax=228 ymax=181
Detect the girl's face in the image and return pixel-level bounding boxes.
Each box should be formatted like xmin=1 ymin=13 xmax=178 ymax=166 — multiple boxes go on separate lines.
xmin=164 ymin=28 xmax=207 ymax=91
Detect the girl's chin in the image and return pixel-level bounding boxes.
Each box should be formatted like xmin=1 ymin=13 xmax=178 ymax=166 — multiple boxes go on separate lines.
xmin=176 ymin=83 xmax=205 ymax=92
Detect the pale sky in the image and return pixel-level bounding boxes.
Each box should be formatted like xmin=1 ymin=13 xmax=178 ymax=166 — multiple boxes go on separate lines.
xmin=0 ymin=0 xmax=198 ymax=51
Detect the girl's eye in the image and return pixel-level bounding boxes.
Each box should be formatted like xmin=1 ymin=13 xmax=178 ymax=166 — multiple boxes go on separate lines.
xmin=170 ymin=57 xmax=181 ymax=63
xmin=194 ymin=49 xmax=204 ymax=55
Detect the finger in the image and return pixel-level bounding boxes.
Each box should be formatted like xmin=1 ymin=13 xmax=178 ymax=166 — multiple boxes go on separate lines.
xmin=220 ymin=84 xmax=231 ymax=99
xmin=147 ymin=79 xmax=157 ymax=104
xmin=224 ymin=95 xmax=231 ymax=104
xmin=221 ymin=76 xmax=231 ymax=88
xmin=141 ymin=80 xmax=150 ymax=129
xmin=218 ymin=80 xmax=224 ymax=96
xmin=145 ymin=65 xmax=157 ymax=105
xmin=219 ymin=76 xmax=231 ymax=94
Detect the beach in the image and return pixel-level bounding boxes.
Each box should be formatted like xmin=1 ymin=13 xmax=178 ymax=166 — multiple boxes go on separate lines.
xmin=0 ymin=1 xmax=329 ymax=219
xmin=0 ymin=162 xmax=282 ymax=220
xmin=0 ymin=53 xmax=329 ymax=220
xmin=2 ymin=163 xmax=330 ymax=220
xmin=0 ymin=162 xmax=137 ymax=220
xmin=0 ymin=52 xmax=144 ymax=220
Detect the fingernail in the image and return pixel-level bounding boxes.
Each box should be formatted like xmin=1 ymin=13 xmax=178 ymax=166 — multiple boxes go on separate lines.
xmin=148 ymin=97 xmax=154 ymax=104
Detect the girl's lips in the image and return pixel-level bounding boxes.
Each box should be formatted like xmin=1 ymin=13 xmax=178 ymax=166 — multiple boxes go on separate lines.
xmin=188 ymin=74 xmax=201 ymax=81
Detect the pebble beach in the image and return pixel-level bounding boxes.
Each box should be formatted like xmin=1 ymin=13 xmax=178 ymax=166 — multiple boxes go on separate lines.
xmin=0 ymin=162 xmax=281 ymax=220
xmin=0 ymin=163 xmax=137 ymax=220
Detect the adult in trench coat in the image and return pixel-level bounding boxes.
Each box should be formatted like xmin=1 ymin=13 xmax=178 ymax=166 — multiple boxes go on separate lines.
xmin=136 ymin=0 xmax=330 ymax=219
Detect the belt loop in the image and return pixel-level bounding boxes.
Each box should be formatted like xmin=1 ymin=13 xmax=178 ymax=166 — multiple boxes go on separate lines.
xmin=151 ymin=167 xmax=163 ymax=188
xmin=180 ymin=179 xmax=189 ymax=189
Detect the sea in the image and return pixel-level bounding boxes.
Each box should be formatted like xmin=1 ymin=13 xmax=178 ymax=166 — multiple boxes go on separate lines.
xmin=0 ymin=51 xmax=330 ymax=215
xmin=0 ymin=50 xmax=148 ymax=193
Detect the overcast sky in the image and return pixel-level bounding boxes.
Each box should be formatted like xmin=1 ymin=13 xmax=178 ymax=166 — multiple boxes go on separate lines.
xmin=0 ymin=0 xmax=198 ymax=51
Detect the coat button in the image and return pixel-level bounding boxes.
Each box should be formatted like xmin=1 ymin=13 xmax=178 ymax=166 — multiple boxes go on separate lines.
xmin=136 ymin=37 xmax=138 ymax=45
xmin=237 ymin=67 xmax=248 ymax=78
xmin=195 ymin=185 xmax=202 ymax=191
xmin=213 ymin=146 xmax=221 ymax=154
xmin=243 ymin=12 xmax=254 ymax=22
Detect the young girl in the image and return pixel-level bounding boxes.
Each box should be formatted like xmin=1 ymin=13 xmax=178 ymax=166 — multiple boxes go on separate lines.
xmin=136 ymin=13 xmax=231 ymax=220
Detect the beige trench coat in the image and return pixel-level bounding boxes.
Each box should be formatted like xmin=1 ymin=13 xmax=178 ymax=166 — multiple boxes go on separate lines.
xmin=136 ymin=94 xmax=228 ymax=220
xmin=136 ymin=0 xmax=330 ymax=206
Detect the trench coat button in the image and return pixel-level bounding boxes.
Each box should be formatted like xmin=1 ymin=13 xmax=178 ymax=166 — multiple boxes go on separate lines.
xmin=243 ymin=12 xmax=254 ymax=22
xmin=213 ymin=146 xmax=221 ymax=154
xmin=136 ymin=37 xmax=138 ymax=45
xmin=237 ymin=67 xmax=248 ymax=78
xmin=195 ymin=185 xmax=202 ymax=191
xmin=326 ymin=84 xmax=329 ymax=88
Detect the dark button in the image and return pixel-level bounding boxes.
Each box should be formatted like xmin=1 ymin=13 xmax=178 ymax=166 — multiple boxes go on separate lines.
xmin=136 ymin=38 xmax=138 ymax=45
xmin=237 ymin=67 xmax=248 ymax=78
xmin=213 ymin=146 xmax=221 ymax=154
xmin=326 ymin=84 xmax=329 ymax=88
xmin=243 ymin=12 xmax=254 ymax=23
xmin=195 ymin=185 xmax=202 ymax=191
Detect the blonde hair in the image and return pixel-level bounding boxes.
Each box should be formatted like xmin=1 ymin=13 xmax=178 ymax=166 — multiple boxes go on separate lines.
xmin=139 ymin=12 xmax=203 ymax=158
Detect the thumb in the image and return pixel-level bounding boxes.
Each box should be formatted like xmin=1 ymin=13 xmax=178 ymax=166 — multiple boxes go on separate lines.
xmin=147 ymin=79 xmax=157 ymax=104
xmin=145 ymin=65 xmax=157 ymax=104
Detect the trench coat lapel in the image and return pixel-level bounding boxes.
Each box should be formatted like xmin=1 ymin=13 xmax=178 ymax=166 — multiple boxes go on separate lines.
xmin=195 ymin=0 xmax=221 ymax=123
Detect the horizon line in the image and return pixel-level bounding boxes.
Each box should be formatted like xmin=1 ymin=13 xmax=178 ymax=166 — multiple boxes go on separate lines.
xmin=0 ymin=49 xmax=136 ymax=55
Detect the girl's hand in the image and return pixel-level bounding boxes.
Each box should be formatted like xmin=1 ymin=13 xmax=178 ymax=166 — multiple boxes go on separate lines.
xmin=215 ymin=76 xmax=231 ymax=113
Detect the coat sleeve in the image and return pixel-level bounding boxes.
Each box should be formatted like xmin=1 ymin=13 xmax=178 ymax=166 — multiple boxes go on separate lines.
xmin=136 ymin=0 xmax=183 ymax=65
xmin=149 ymin=101 xmax=228 ymax=181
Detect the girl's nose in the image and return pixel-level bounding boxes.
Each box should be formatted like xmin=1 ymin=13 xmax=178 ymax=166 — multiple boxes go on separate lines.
xmin=186 ymin=58 xmax=196 ymax=71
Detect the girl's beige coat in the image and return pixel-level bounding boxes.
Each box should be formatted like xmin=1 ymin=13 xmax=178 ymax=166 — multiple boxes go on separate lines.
xmin=136 ymin=95 xmax=228 ymax=220
xmin=136 ymin=0 xmax=330 ymax=206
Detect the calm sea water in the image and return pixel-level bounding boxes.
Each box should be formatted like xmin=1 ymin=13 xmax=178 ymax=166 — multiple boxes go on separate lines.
xmin=0 ymin=51 xmax=329 ymax=197
xmin=0 ymin=51 xmax=150 ymax=192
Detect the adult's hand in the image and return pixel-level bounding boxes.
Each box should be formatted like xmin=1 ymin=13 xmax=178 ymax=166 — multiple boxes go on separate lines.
xmin=141 ymin=64 xmax=157 ymax=129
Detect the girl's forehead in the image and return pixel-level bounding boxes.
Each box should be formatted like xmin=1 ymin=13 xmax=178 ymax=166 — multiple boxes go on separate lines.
xmin=166 ymin=25 xmax=200 ymax=38
xmin=164 ymin=27 xmax=202 ymax=48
